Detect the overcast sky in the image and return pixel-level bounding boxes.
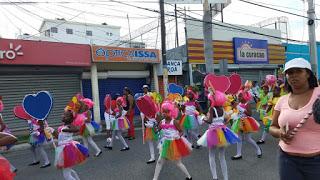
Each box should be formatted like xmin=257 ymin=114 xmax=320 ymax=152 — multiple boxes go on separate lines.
xmin=0 ymin=0 xmax=318 ymax=49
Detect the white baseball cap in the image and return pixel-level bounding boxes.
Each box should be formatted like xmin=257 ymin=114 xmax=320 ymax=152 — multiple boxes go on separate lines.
xmin=284 ymin=58 xmax=312 ymax=72
xmin=142 ymin=85 xmax=149 ymax=89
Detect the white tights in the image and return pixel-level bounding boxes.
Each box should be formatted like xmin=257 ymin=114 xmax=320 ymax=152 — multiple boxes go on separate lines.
xmin=31 ymin=145 xmax=50 ymax=165
xmin=260 ymin=130 xmax=268 ymax=141
xmin=209 ymin=147 xmax=228 ymax=180
xmin=110 ymin=130 xmax=128 ymax=148
xmin=63 ymin=168 xmax=80 ymax=180
xmin=153 ymin=157 xmax=191 ymax=180
xmin=82 ymin=136 xmax=101 ymax=154
xmin=147 ymin=141 xmax=155 ymax=160
xmin=235 ymin=133 xmax=261 ymax=156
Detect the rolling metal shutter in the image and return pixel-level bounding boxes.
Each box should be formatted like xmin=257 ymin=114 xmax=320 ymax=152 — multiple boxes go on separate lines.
xmin=82 ymin=78 xmax=147 ymax=120
xmin=0 ymin=74 xmax=80 ymax=132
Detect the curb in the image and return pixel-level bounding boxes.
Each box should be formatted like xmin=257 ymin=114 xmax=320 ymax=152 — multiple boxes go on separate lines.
xmin=1 ymin=127 xmax=143 ymax=153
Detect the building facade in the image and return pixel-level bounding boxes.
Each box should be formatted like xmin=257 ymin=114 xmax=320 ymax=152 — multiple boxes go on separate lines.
xmin=0 ymin=38 xmax=91 ymax=132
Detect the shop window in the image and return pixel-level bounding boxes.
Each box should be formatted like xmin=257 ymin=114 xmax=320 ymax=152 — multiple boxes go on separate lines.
xmin=66 ymin=28 xmax=73 ymax=34
xmin=86 ymin=30 xmax=92 ymax=36
xmin=50 ymin=27 xmax=58 ymax=33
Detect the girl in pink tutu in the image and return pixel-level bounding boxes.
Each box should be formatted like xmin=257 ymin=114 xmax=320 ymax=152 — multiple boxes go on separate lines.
xmin=231 ymin=90 xmax=262 ymax=160
xmin=197 ymin=89 xmax=240 ymax=180
xmin=153 ymin=101 xmax=192 ymax=180
xmin=75 ymin=99 xmax=102 ymax=157
xmin=55 ymin=110 xmax=89 ymax=180
xmin=106 ymin=97 xmax=130 ymax=151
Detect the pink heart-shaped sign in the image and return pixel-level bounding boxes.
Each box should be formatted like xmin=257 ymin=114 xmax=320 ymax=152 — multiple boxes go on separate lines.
xmin=136 ymin=95 xmax=158 ymax=118
xmin=14 ymin=105 xmax=31 ymax=120
xmin=204 ymin=74 xmax=231 ymax=93
xmin=226 ymin=73 xmax=242 ymax=95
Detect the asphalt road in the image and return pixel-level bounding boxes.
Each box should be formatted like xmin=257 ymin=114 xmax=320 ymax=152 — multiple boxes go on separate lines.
xmin=3 ymin=125 xmax=280 ymax=180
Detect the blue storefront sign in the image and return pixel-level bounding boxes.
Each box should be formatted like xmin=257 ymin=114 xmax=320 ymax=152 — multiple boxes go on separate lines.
xmin=233 ymin=37 xmax=268 ymax=64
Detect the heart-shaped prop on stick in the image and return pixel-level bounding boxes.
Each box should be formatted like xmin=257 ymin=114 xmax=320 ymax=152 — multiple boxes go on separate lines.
xmin=204 ymin=74 xmax=231 ymax=93
xmin=168 ymin=83 xmax=184 ymax=95
xmin=226 ymin=73 xmax=242 ymax=95
xmin=14 ymin=105 xmax=32 ymax=120
xmin=136 ymin=95 xmax=158 ymax=118
xmin=23 ymin=91 xmax=53 ymax=120
xmin=104 ymin=94 xmax=111 ymax=111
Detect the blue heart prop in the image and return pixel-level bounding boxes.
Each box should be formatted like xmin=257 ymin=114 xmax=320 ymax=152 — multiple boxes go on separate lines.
xmin=23 ymin=91 xmax=53 ymax=120
xmin=134 ymin=93 xmax=144 ymax=100
xmin=168 ymin=83 xmax=184 ymax=95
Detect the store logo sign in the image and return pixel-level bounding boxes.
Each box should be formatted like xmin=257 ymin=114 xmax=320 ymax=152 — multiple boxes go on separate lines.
xmin=0 ymin=43 xmax=24 ymax=60
xmin=233 ymin=38 xmax=268 ymax=64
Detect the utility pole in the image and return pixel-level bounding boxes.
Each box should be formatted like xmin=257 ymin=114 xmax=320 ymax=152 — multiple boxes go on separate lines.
xmin=127 ymin=14 xmax=132 ymax=48
xmin=307 ymin=0 xmax=318 ymax=77
xmin=175 ymin=4 xmax=179 ymax=48
xmin=160 ymin=0 xmax=168 ymax=96
xmin=203 ymin=0 xmax=214 ymax=73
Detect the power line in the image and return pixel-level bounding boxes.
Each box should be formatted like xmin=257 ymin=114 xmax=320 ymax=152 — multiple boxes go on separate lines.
xmin=238 ymin=0 xmax=314 ymax=20
xmin=110 ymin=0 xmax=309 ymax=43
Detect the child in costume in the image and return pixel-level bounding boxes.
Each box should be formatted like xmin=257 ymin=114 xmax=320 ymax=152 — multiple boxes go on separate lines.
xmin=198 ymin=89 xmax=240 ymax=180
xmin=257 ymin=84 xmax=273 ymax=122
xmin=257 ymin=86 xmax=281 ymax=144
xmin=142 ymin=109 xmax=159 ymax=164
xmin=105 ymin=96 xmax=130 ymax=151
xmin=153 ymin=101 xmax=192 ymax=180
xmin=104 ymin=96 xmax=117 ymax=148
xmin=55 ymin=110 xmax=89 ymax=180
xmin=28 ymin=118 xmax=52 ymax=168
xmin=76 ymin=99 xmax=102 ymax=157
xmin=231 ymin=90 xmax=262 ymax=160
xmin=180 ymin=89 xmax=202 ymax=149
xmin=0 ymin=131 xmax=18 ymax=177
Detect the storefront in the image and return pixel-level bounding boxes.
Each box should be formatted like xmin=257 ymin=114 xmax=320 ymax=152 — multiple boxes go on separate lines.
xmin=85 ymin=46 xmax=160 ymax=121
xmin=188 ymin=38 xmax=285 ymax=85
xmin=0 ymin=38 xmax=91 ymax=132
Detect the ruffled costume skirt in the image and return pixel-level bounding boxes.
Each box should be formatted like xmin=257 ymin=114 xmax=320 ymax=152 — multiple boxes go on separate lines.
xmin=231 ymin=117 xmax=260 ymax=133
xmin=197 ymin=125 xmax=240 ymax=148
xmin=55 ymin=141 xmax=89 ymax=169
xmin=158 ymin=137 xmax=192 ymax=160
xmin=0 ymin=157 xmax=15 ymax=180
xmin=144 ymin=127 xmax=159 ymax=142
xmin=112 ymin=117 xmax=130 ymax=130
xmin=29 ymin=132 xmax=46 ymax=146
xmin=179 ymin=114 xmax=199 ymax=130
xmin=79 ymin=121 xmax=100 ymax=137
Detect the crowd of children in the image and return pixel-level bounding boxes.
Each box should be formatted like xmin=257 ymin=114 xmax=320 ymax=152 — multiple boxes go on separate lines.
xmin=0 ymin=74 xmax=287 ymax=180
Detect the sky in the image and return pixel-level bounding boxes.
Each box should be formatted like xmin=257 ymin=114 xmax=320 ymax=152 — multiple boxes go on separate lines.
xmin=0 ymin=0 xmax=319 ymax=49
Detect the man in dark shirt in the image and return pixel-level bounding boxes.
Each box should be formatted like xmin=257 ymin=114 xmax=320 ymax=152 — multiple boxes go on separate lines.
xmin=123 ymin=87 xmax=135 ymax=140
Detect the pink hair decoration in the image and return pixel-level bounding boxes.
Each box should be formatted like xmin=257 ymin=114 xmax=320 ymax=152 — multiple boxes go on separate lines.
xmin=161 ymin=101 xmax=178 ymax=119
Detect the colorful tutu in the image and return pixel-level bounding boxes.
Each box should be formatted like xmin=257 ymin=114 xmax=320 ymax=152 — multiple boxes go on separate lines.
xmin=55 ymin=141 xmax=89 ymax=169
xmin=179 ymin=114 xmax=198 ymax=130
xmin=80 ymin=121 xmax=100 ymax=137
xmin=158 ymin=137 xmax=192 ymax=160
xmin=231 ymin=117 xmax=260 ymax=133
xmin=197 ymin=125 xmax=240 ymax=148
xmin=144 ymin=127 xmax=159 ymax=141
xmin=0 ymin=157 xmax=15 ymax=180
xmin=29 ymin=132 xmax=46 ymax=146
xmin=112 ymin=117 xmax=130 ymax=130
xmin=262 ymin=116 xmax=272 ymax=132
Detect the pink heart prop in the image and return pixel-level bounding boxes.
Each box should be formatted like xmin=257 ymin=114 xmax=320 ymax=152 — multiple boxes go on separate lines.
xmin=136 ymin=95 xmax=158 ymax=118
xmin=14 ymin=105 xmax=31 ymax=120
xmin=104 ymin=94 xmax=111 ymax=111
xmin=204 ymin=74 xmax=231 ymax=93
xmin=226 ymin=73 xmax=242 ymax=94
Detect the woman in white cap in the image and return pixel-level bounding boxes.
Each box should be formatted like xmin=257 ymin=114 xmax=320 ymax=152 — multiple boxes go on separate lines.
xmin=269 ymin=58 xmax=320 ymax=180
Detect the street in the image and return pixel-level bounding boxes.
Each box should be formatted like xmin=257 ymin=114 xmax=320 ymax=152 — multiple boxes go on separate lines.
xmin=3 ymin=128 xmax=280 ymax=180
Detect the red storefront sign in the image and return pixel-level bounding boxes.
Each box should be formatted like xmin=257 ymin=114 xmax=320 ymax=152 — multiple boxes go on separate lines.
xmin=0 ymin=38 xmax=91 ymax=67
